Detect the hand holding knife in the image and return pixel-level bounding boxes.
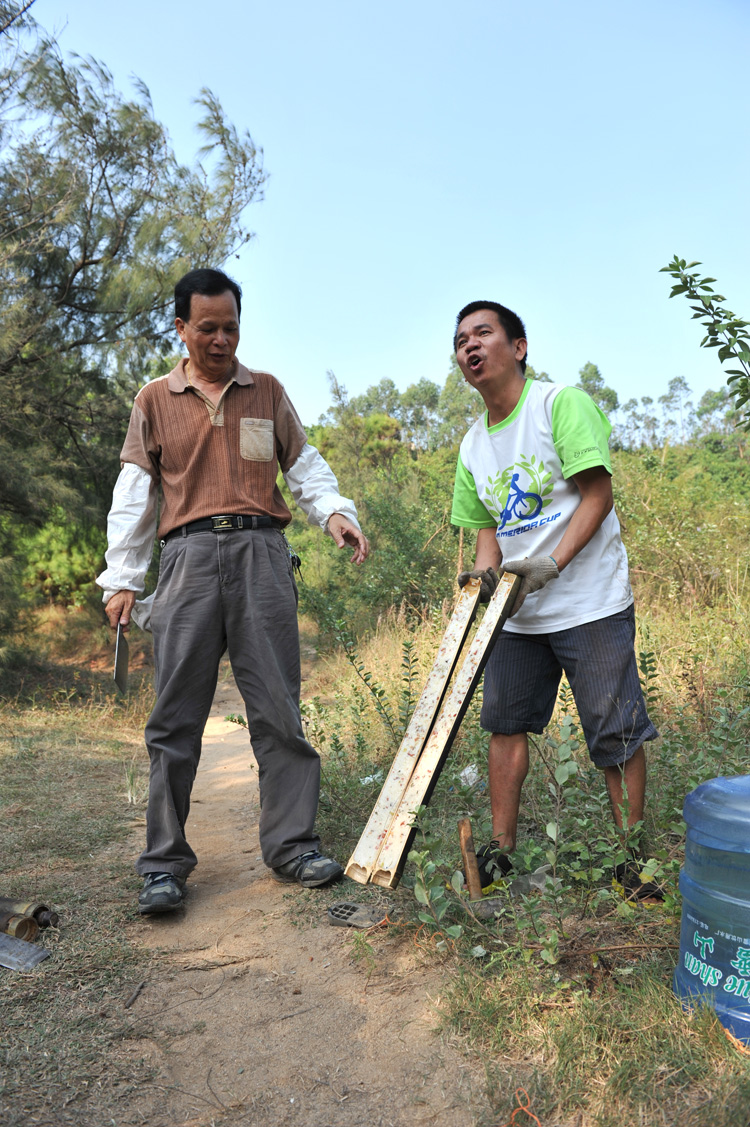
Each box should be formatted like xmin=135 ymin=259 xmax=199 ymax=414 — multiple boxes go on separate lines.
xmin=106 ymin=589 xmax=135 ymax=695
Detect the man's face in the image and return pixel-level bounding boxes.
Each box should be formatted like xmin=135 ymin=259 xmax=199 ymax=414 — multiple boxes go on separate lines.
xmin=455 ymin=309 xmax=527 ymax=395
xmin=175 ymin=290 xmax=240 ymax=382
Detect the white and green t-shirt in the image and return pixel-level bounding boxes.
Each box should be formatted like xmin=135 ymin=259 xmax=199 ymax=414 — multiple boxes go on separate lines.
xmin=451 ymin=380 xmax=633 ymax=633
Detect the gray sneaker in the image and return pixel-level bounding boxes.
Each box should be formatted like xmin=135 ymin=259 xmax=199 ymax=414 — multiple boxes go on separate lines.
xmin=271 ymin=850 xmax=344 ymax=888
xmin=138 ymin=872 xmax=186 ymax=915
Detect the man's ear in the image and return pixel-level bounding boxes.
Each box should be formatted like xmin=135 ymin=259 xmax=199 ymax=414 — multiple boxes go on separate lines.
xmin=515 ymin=338 xmax=528 ymax=363
xmin=175 ymin=317 xmax=187 ymax=342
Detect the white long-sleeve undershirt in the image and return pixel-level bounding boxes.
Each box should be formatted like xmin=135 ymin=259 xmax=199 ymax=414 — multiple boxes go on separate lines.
xmin=96 ymin=463 xmax=158 ymax=600
xmin=95 ymin=443 xmax=361 ymax=603
xmin=282 ymin=442 xmax=359 ymax=533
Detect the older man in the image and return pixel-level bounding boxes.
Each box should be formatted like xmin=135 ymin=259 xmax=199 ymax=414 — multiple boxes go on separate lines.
xmin=98 ymin=268 xmax=369 ymax=914
xmin=451 ymin=300 xmax=659 ymax=899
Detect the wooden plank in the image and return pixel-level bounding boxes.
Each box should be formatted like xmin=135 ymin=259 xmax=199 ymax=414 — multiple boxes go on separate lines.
xmin=345 ymin=578 xmax=482 ymax=885
xmin=458 ymin=817 xmax=482 ymax=902
xmin=369 ymin=571 xmax=521 ymax=889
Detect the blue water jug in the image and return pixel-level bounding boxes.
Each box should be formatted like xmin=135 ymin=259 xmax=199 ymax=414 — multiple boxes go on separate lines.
xmin=673 ymin=775 xmax=750 ymax=1042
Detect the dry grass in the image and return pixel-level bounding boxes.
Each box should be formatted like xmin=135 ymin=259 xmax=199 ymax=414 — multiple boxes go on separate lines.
xmin=0 ymin=636 xmax=160 ymax=1127
xmin=449 ymin=957 xmax=750 ymax=1127
xmin=3 ymin=588 xmax=750 ymax=1126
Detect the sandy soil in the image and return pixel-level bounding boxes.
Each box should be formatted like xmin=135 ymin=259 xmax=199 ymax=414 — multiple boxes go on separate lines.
xmin=122 ymin=670 xmax=493 ymax=1127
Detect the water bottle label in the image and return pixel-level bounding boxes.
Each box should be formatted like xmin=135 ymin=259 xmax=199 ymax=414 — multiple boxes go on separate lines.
xmin=680 ymin=915 xmax=750 ymax=998
xmin=725 ymin=974 xmax=750 ymax=998
xmin=682 ymin=945 xmax=723 ymax=987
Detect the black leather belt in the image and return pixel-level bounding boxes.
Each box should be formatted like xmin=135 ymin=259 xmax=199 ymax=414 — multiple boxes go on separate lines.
xmin=163 ymin=515 xmax=281 ymax=542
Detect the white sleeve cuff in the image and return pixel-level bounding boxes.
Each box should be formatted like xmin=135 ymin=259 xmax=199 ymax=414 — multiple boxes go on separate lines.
xmin=283 ymin=443 xmax=360 ymax=534
xmin=96 ymin=463 xmax=158 ymax=597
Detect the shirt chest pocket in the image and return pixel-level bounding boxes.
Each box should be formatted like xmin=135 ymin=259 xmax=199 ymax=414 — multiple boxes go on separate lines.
xmin=239 ymin=417 xmax=275 ymax=462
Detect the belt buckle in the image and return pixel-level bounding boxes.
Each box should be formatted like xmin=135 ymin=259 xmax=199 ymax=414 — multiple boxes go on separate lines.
xmin=211 ymin=515 xmax=239 ymax=532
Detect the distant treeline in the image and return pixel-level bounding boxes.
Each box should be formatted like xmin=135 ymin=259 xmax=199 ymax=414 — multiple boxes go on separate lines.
xmin=284 ymin=365 xmax=746 ymax=639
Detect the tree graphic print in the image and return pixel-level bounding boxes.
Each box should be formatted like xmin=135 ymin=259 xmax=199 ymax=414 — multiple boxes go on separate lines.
xmin=484 ymin=455 xmax=554 ymax=529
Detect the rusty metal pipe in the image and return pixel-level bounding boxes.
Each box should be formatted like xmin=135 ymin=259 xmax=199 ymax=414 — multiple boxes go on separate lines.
xmin=0 ymin=911 xmax=39 ymax=942
xmin=0 ymin=898 xmax=59 ymax=928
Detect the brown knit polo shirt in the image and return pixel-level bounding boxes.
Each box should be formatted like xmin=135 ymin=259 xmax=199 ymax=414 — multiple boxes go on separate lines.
xmin=120 ymin=359 xmax=308 ymax=537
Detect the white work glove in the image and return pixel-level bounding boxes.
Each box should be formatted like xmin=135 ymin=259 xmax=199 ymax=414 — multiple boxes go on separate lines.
xmin=502 ymin=556 xmax=559 ymax=616
xmin=457 ymin=567 xmax=499 ymax=604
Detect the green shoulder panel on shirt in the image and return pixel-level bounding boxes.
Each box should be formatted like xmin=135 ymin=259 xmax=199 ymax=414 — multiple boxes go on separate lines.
xmin=451 ymin=451 xmax=498 ymax=528
xmin=551 ymin=386 xmax=612 ymax=479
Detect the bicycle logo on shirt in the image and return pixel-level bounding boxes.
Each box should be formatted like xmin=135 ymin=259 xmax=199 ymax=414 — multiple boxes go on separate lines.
xmin=484 ymin=456 xmax=554 ymax=531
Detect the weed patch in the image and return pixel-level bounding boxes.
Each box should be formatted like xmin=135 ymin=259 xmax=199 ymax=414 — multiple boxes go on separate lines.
xmin=469 ymin=964 xmax=750 ymax=1126
xmin=306 ymin=604 xmax=750 ymax=1126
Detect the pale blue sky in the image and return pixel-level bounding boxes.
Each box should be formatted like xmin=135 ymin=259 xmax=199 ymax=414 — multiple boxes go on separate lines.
xmin=48 ymin=0 xmax=750 ymax=426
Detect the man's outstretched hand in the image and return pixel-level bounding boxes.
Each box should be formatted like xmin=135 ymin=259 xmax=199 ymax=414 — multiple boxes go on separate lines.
xmin=105 ymin=590 xmax=136 ymax=631
xmin=328 ymin=513 xmax=370 ymax=564
xmin=457 ymin=567 xmax=499 ymax=604
xmin=501 ymin=556 xmax=559 ymax=616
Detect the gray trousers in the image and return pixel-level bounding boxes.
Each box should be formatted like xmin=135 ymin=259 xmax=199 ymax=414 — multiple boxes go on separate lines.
xmin=137 ymin=528 xmax=321 ymax=879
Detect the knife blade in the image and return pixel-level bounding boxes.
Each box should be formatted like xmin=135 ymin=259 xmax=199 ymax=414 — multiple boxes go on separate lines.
xmin=0 ymin=932 xmax=50 ymax=972
xmin=114 ymin=622 xmax=129 ymax=695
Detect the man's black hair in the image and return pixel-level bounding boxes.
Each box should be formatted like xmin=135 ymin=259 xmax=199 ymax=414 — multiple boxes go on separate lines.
xmin=453 ymin=301 xmax=527 ymax=372
xmin=174 ymin=268 xmax=242 ymax=322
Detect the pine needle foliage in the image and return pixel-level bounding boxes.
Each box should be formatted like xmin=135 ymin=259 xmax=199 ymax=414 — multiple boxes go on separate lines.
xmin=0 ymin=6 xmax=266 ymax=648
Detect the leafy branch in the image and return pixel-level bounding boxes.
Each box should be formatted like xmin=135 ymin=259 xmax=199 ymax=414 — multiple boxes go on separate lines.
xmin=335 ymin=621 xmax=400 ymax=747
xmin=661 ymin=256 xmax=750 ymax=428
xmin=409 ymin=846 xmax=464 ymax=947
xmin=398 ymin=638 xmax=419 ymax=735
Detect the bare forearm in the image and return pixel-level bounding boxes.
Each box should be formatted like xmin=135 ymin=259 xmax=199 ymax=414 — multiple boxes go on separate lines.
xmin=552 ymin=470 xmax=613 ymax=571
xmin=474 ymin=526 xmax=501 ymax=571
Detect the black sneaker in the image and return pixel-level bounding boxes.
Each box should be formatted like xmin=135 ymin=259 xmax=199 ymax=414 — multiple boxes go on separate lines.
xmin=613 ymin=857 xmax=664 ymax=902
xmin=475 ymin=841 xmax=514 ymax=892
xmin=271 ymin=850 xmax=344 ymax=888
xmin=138 ymin=872 xmax=186 ymax=915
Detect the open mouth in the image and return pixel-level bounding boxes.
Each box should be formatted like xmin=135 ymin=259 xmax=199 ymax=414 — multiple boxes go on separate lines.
xmin=468 ymin=355 xmax=483 ymax=371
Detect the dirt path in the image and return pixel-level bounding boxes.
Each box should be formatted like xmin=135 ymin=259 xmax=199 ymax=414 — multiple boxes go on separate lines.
xmin=124 ymin=671 xmax=493 ymax=1127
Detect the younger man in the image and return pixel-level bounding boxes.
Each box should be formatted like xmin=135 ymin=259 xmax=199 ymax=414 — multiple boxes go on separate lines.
xmin=450 ymin=301 xmax=658 ymax=897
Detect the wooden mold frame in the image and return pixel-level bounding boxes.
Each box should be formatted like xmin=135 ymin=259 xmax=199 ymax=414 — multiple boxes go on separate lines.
xmin=345 ymin=577 xmax=482 ymax=885
xmin=346 ymin=571 xmax=521 ymax=890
